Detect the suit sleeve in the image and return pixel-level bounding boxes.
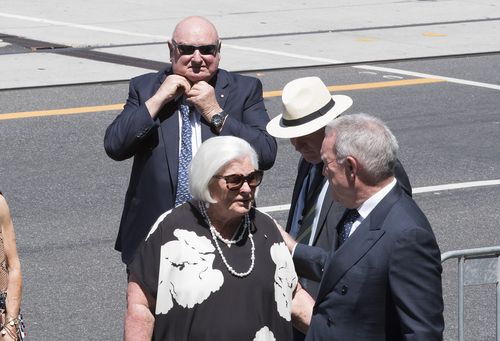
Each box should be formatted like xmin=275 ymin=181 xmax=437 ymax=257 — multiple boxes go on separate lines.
xmin=389 ymin=226 xmax=444 ymax=340
xmin=293 ymin=243 xmax=329 ymax=282
xmin=220 ymin=78 xmax=277 ymax=170
xmin=104 ymin=78 xmax=159 ymax=161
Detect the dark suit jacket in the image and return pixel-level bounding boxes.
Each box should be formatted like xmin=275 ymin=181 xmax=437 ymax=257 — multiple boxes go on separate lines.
xmin=293 ymin=184 xmax=444 ymax=341
xmin=104 ymin=66 xmax=277 ymax=264
xmin=286 ymin=158 xmax=412 ymax=298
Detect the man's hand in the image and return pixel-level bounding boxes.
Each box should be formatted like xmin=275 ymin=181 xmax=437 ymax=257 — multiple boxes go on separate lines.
xmin=185 ymin=81 xmax=222 ymax=122
xmin=274 ymin=220 xmax=298 ymax=253
xmin=146 ymin=74 xmax=192 ymax=119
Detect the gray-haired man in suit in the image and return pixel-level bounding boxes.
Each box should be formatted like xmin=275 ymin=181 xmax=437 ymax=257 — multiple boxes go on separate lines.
xmin=281 ymin=113 xmax=444 ymax=340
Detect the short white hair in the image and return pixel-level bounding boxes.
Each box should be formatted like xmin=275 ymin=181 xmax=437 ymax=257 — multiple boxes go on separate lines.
xmin=189 ymin=136 xmax=259 ymax=203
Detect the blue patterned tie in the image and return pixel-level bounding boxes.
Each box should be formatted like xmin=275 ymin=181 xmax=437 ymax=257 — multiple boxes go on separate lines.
xmin=338 ymin=209 xmax=359 ymax=246
xmin=175 ymin=104 xmax=192 ymax=207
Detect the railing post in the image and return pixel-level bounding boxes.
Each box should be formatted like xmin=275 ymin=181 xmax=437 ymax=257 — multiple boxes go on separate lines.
xmin=441 ymin=245 xmax=500 ymax=340
xmin=458 ymin=256 xmax=464 ymax=341
xmin=496 ymin=256 xmax=499 ymax=341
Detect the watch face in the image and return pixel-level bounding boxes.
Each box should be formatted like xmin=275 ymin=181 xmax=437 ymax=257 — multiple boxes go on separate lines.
xmin=212 ymin=114 xmax=222 ymax=127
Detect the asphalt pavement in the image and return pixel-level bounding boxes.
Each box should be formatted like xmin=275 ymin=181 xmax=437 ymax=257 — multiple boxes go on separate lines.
xmin=0 ymin=1 xmax=499 ymax=340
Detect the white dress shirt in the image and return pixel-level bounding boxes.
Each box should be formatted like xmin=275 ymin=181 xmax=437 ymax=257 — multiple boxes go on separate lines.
xmin=349 ymin=178 xmax=397 ymax=237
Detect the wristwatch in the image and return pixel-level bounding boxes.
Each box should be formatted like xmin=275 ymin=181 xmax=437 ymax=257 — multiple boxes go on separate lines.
xmin=210 ymin=110 xmax=228 ymax=131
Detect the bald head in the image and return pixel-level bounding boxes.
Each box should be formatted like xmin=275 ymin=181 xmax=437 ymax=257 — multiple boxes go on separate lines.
xmin=169 ymin=16 xmax=221 ymax=82
xmin=172 ymin=16 xmax=219 ymax=44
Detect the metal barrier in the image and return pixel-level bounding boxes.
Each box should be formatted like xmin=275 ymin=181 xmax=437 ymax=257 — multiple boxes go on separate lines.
xmin=441 ymin=246 xmax=500 ymax=341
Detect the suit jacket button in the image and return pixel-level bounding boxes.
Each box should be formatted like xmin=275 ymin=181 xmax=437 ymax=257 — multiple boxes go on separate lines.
xmin=327 ymin=317 xmax=334 ymax=326
xmin=341 ymin=285 xmax=348 ymax=295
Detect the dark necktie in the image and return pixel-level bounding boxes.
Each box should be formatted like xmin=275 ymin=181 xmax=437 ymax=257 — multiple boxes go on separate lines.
xmin=338 ymin=209 xmax=360 ymax=246
xmin=174 ymin=104 xmax=193 ymax=207
xmin=295 ymin=165 xmax=325 ymax=244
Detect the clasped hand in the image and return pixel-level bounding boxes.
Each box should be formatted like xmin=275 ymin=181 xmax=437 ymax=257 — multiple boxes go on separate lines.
xmin=148 ymin=74 xmax=221 ymax=121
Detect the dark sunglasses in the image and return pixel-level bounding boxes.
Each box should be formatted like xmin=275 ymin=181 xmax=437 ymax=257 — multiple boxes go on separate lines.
xmin=171 ymin=39 xmax=220 ymax=56
xmin=213 ymin=170 xmax=264 ymax=191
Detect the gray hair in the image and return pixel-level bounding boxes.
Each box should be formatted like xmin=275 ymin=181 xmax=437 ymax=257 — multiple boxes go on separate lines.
xmin=325 ymin=113 xmax=399 ymax=184
xmin=189 ymin=136 xmax=259 ymax=203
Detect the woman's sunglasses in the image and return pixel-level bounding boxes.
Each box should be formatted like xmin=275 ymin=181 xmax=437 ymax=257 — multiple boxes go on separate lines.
xmin=213 ymin=170 xmax=264 ymax=191
xmin=171 ymin=39 xmax=220 ymax=56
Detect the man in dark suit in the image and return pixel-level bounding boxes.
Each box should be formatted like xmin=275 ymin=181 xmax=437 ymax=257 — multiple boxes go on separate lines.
xmin=267 ymin=77 xmax=412 ymax=296
xmin=267 ymin=77 xmax=413 ymax=340
xmin=104 ymin=16 xmax=277 ymax=264
xmin=281 ymin=113 xmax=444 ymax=340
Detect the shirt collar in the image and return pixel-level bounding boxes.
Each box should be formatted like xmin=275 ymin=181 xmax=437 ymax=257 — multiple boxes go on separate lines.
xmin=357 ymin=178 xmax=397 ymax=219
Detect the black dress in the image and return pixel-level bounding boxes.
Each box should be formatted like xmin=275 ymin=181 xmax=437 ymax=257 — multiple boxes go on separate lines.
xmin=129 ymin=200 xmax=297 ymax=341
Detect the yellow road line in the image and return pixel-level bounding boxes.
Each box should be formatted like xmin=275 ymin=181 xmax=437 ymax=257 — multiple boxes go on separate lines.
xmin=263 ymin=78 xmax=446 ymax=98
xmin=0 ymin=104 xmax=124 ymax=121
xmin=0 ymin=78 xmax=446 ymax=121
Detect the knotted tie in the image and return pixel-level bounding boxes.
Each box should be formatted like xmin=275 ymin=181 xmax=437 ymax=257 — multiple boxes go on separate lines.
xmin=174 ymin=104 xmax=193 ymax=207
xmin=338 ymin=209 xmax=360 ymax=246
xmin=295 ymin=165 xmax=325 ymax=244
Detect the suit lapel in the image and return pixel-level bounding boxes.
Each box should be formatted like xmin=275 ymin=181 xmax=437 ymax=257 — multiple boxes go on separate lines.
xmin=155 ymin=68 xmax=181 ymax=188
xmin=311 ymin=179 xmax=330 ymax=244
xmin=286 ymin=159 xmax=312 ymax=232
xmin=316 ymin=217 xmax=385 ymax=300
xmin=316 ymin=184 xmax=403 ymax=302
xmin=214 ymin=70 xmax=229 ymax=109
xmin=201 ymin=70 xmax=229 ymax=140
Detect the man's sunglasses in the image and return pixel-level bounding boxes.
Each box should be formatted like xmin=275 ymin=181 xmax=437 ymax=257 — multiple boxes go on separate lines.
xmin=213 ymin=170 xmax=264 ymax=191
xmin=171 ymin=39 xmax=220 ymax=56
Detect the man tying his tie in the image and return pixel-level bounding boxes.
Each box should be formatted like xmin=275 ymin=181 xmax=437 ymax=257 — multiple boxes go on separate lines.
xmin=104 ymin=16 xmax=277 ymax=265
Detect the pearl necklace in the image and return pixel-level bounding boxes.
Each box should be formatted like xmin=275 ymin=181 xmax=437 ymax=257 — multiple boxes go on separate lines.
xmin=199 ymin=202 xmax=255 ymax=277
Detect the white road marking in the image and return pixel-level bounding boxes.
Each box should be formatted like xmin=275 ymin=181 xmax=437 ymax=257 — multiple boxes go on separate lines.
xmin=0 ymin=12 xmax=168 ymax=40
xmin=0 ymin=12 xmax=344 ymax=63
xmin=353 ymin=65 xmax=500 ymax=91
xmin=259 ymin=179 xmax=500 ymax=213
xmin=2 ymin=12 xmax=500 ymax=91
xmin=222 ymin=43 xmax=344 ymax=64
xmin=412 ymin=179 xmax=500 ymax=194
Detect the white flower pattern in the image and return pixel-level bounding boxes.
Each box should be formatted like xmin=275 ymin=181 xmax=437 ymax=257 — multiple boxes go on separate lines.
xmin=146 ymin=209 xmax=172 ymax=241
xmin=156 ymin=229 xmax=224 ymax=314
xmin=253 ymin=326 xmax=276 ymax=341
xmin=270 ymin=242 xmax=298 ymax=321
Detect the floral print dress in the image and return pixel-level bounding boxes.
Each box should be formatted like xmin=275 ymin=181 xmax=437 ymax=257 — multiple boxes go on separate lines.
xmin=129 ymin=201 xmax=297 ymax=341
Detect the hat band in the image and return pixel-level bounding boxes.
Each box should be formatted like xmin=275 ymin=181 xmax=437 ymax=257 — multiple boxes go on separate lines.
xmin=282 ymin=99 xmax=335 ymax=127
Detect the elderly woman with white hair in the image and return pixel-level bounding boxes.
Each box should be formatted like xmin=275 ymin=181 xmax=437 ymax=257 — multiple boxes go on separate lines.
xmin=125 ymin=136 xmax=297 ymax=341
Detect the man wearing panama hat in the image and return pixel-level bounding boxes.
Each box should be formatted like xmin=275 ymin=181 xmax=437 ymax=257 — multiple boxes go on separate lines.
xmin=267 ymin=77 xmax=412 ymax=340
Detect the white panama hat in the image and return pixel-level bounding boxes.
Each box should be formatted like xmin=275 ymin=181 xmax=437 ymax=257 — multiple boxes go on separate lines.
xmin=266 ymin=77 xmax=353 ymax=138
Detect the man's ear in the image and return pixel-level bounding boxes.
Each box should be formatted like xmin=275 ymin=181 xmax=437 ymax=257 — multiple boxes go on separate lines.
xmin=168 ymin=41 xmax=174 ymax=60
xmin=345 ymin=156 xmax=358 ymax=180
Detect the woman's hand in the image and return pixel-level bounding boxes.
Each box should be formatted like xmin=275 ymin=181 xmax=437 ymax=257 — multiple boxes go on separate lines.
xmin=291 ymin=281 xmax=315 ymax=334
xmin=1 ymin=325 xmax=18 ymax=341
